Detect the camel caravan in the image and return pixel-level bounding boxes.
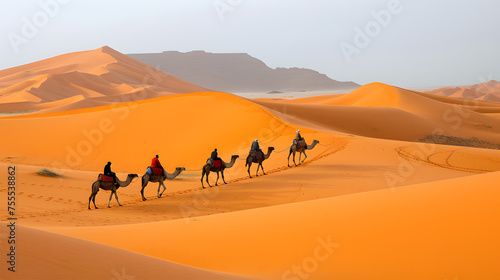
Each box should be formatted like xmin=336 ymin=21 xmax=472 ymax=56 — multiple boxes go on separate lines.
xmin=88 ymin=130 xmax=319 ymax=209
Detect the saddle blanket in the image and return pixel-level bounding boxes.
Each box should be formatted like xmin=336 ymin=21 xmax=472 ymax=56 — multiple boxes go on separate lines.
xmin=298 ymin=140 xmax=306 ymax=148
xmin=250 ymin=150 xmax=264 ymax=161
xmin=152 ymin=167 xmax=163 ymax=175
xmin=98 ymin=174 xmax=114 ymax=182
xmin=206 ymin=159 xmax=222 ymax=168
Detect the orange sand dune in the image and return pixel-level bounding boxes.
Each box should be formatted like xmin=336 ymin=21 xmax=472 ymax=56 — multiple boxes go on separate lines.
xmin=254 ymin=83 xmax=500 ymax=143
xmin=5 ymin=133 xmax=500 ymax=228
xmin=2 ymin=48 xmax=500 ymax=280
xmin=0 ymin=223 xmax=249 ymax=280
xmin=2 ymin=77 xmax=500 ymax=279
xmin=51 ymin=171 xmax=500 ymax=279
xmin=0 ymin=91 xmax=308 ymax=173
xmin=262 ymin=83 xmax=500 ymax=110
xmin=427 ymin=80 xmax=500 ymax=101
xmin=0 ymin=46 xmax=209 ymax=113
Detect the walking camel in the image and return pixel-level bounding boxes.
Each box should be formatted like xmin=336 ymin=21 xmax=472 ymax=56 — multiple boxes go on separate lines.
xmin=88 ymin=173 xmax=138 ymax=209
xmin=140 ymin=167 xmax=185 ymax=201
xmin=201 ymin=155 xmax=239 ymax=188
xmin=288 ymin=139 xmax=320 ymax=167
xmin=246 ymin=147 xmax=275 ymax=178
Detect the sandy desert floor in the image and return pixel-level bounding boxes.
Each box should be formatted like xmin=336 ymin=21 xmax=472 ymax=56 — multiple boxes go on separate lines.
xmin=1 ymin=47 xmax=500 ymax=280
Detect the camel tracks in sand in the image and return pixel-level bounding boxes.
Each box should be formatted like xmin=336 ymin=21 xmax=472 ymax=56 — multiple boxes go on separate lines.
xmin=396 ymin=146 xmax=493 ymax=173
xmin=16 ymin=191 xmax=83 ymax=205
xmin=164 ymin=136 xmax=349 ymax=198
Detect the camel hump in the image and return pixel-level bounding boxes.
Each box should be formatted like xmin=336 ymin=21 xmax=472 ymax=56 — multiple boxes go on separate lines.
xmin=298 ymin=139 xmax=306 ymax=148
xmin=250 ymin=150 xmax=264 ymax=162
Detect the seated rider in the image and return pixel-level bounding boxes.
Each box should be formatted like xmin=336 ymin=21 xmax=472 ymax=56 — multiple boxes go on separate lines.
xmin=294 ymin=130 xmax=304 ymax=145
xmin=250 ymin=139 xmax=261 ymax=156
xmin=151 ymin=155 xmax=164 ymax=174
xmin=211 ymin=148 xmax=222 ymax=164
xmin=104 ymin=161 xmax=119 ymax=187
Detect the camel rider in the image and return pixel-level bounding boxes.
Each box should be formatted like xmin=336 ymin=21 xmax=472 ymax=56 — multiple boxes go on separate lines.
xmin=211 ymin=148 xmax=222 ymax=163
xmin=294 ymin=130 xmax=304 ymax=145
xmin=152 ymin=155 xmax=164 ymax=173
xmin=295 ymin=130 xmax=303 ymax=141
xmin=250 ymin=139 xmax=262 ymax=157
xmin=104 ymin=161 xmax=119 ymax=187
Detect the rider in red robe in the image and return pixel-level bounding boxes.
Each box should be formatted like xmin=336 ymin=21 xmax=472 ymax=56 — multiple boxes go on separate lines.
xmin=151 ymin=155 xmax=163 ymax=175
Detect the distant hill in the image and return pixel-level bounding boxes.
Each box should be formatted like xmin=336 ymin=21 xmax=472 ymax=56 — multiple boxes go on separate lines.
xmin=426 ymin=80 xmax=500 ymax=102
xmin=127 ymin=51 xmax=359 ymax=93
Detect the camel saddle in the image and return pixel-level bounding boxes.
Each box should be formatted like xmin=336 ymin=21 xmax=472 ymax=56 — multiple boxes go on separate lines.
xmin=297 ymin=139 xmax=306 ymax=148
xmin=152 ymin=167 xmax=163 ymax=175
xmin=250 ymin=150 xmax=264 ymax=161
xmin=206 ymin=158 xmax=222 ymax=168
xmin=98 ymin=174 xmax=114 ymax=182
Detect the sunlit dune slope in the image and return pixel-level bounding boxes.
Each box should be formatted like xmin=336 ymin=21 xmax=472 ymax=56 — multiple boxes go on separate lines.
xmin=0 ymin=91 xmax=303 ymax=173
xmin=0 ymin=224 xmax=250 ymax=280
xmin=0 ymin=46 xmax=209 ymax=113
xmin=426 ymin=80 xmax=500 ymax=102
xmin=253 ymin=83 xmax=500 ymax=142
xmin=52 ymin=171 xmax=500 ymax=279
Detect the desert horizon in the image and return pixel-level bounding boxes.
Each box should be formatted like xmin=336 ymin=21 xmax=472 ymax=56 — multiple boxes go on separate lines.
xmin=2 ymin=1 xmax=500 ymax=280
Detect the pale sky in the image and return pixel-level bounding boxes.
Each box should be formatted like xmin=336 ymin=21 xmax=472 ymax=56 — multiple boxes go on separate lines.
xmin=1 ymin=0 xmax=499 ymax=88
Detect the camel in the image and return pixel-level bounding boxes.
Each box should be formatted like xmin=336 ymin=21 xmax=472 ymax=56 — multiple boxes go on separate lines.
xmin=245 ymin=147 xmax=275 ymax=178
xmin=88 ymin=173 xmax=138 ymax=209
xmin=288 ymin=139 xmax=320 ymax=167
xmin=201 ymin=155 xmax=239 ymax=188
xmin=140 ymin=167 xmax=185 ymax=201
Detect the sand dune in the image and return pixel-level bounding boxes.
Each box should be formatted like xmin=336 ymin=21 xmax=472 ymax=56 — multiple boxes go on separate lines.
xmin=427 ymin=80 xmax=500 ymax=101
xmin=0 ymin=91 xmax=306 ymax=173
xmin=2 ymin=48 xmax=500 ymax=280
xmin=50 ymin=170 xmax=500 ymax=279
xmin=0 ymin=223 xmax=249 ymax=280
xmin=5 ymin=133 xmax=500 ymax=278
xmin=0 ymin=46 xmax=209 ymax=113
xmin=255 ymin=83 xmax=500 ymax=143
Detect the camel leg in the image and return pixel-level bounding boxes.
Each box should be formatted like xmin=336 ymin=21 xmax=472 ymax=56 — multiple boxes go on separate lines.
xmin=92 ymin=193 xmax=98 ymax=209
xmin=114 ymin=192 xmax=122 ymax=206
xmin=88 ymin=193 xmax=94 ymax=210
xmin=255 ymin=163 xmax=260 ymax=177
xmin=201 ymin=169 xmax=206 ymax=189
xmin=261 ymin=163 xmax=266 ymax=175
xmin=158 ymin=181 xmax=166 ymax=198
xmin=221 ymin=170 xmax=227 ymax=184
xmin=215 ymin=172 xmax=220 ymax=186
xmin=108 ymin=192 xmax=114 ymax=208
xmin=247 ymin=162 xmax=252 ymax=178
xmin=141 ymin=178 xmax=148 ymax=201
xmin=140 ymin=185 xmax=147 ymax=201
xmin=206 ymin=170 xmax=212 ymax=188
xmin=93 ymin=193 xmax=98 ymax=209
xmin=89 ymin=191 xmax=98 ymax=209
xmin=301 ymin=151 xmax=307 ymax=163
xmin=89 ymin=182 xmax=99 ymax=209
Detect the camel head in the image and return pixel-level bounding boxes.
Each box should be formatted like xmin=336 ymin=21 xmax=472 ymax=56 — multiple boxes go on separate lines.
xmin=176 ymin=167 xmax=186 ymax=172
xmin=231 ymin=155 xmax=240 ymax=159
xmin=313 ymin=140 xmax=320 ymax=144
xmin=128 ymin=173 xmax=139 ymax=179
xmin=268 ymin=147 xmax=275 ymax=152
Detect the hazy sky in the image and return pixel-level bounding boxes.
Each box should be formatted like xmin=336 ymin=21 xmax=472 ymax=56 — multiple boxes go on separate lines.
xmin=1 ymin=0 xmax=499 ymax=88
